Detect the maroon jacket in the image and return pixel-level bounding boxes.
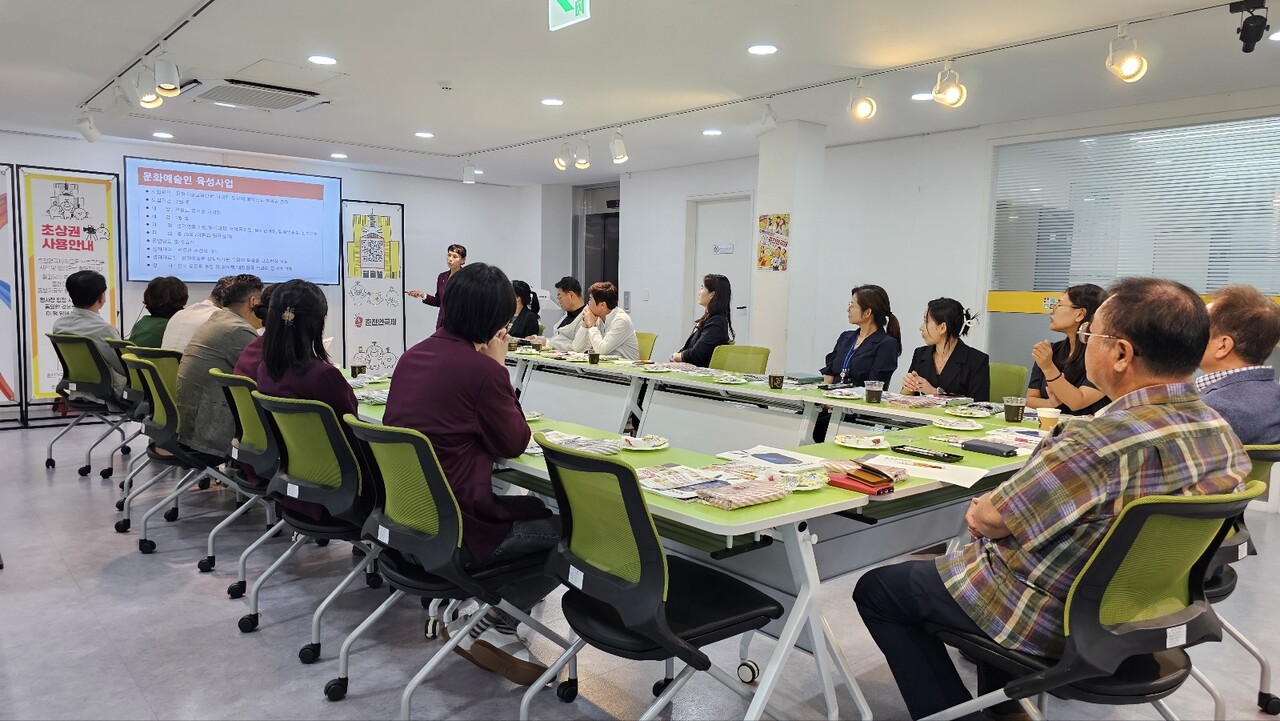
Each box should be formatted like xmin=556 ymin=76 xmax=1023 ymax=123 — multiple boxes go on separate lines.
xmin=421 ymin=270 xmax=451 ymax=330
xmin=383 ymin=329 xmax=543 ymax=560
xmin=233 ymin=335 xmax=264 ymax=378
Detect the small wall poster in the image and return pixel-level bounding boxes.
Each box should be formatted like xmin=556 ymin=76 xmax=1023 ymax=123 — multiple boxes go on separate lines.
xmin=757 ymin=213 xmax=790 ymax=272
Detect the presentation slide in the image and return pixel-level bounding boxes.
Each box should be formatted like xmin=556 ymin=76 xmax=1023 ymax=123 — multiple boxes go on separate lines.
xmin=123 ymin=157 xmax=341 ymax=284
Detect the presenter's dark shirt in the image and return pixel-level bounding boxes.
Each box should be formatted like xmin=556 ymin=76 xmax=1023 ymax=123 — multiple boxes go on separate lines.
xmin=906 ymin=340 xmax=991 ymax=400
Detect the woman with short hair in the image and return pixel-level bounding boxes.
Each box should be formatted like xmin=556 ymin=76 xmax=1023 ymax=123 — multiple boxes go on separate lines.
xmin=408 ymin=243 xmax=466 ymax=331
xmin=129 ymin=276 xmax=189 ymax=348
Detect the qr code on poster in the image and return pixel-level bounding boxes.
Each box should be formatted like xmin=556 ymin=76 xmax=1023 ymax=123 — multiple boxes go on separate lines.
xmin=361 ymin=238 xmax=384 ymax=265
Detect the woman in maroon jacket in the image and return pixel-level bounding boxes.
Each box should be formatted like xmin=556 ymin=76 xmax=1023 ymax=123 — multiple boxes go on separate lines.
xmin=407 ymin=243 xmax=466 ymax=331
xmin=384 ymin=262 xmax=557 ymax=686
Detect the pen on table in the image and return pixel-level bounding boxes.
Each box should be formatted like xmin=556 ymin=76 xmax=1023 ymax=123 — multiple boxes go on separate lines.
xmin=899 ymin=459 xmax=944 ymax=469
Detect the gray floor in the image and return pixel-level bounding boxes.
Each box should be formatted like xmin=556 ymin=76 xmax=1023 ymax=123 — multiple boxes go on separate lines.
xmin=1 ymin=422 xmax=1277 ymax=720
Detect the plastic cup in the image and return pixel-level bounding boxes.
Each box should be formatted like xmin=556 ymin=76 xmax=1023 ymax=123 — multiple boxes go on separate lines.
xmin=349 ymin=365 xmax=366 ymax=378
xmin=508 ymin=340 xmax=519 ymax=352
xmin=588 ymin=352 xmax=600 ymax=365
xmin=864 ymin=380 xmax=884 ymax=403
xmin=768 ymin=373 xmax=785 ymax=390
xmin=1038 ymin=407 xmax=1062 ymax=432
xmin=1003 ymin=396 xmax=1026 ymax=423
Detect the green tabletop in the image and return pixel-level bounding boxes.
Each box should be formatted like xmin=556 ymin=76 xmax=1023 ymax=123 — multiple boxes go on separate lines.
xmin=511 ymin=419 xmax=871 ymax=537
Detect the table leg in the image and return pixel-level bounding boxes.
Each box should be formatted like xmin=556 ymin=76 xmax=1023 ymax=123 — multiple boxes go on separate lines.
xmin=515 ymin=358 xmax=535 ymax=398
xmin=621 ymin=377 xmax=647 ymax=434
xmin=636 ymin=380 xmax=659 ymax=434
xmin=797 ymin=402 xmax=820 ymax=446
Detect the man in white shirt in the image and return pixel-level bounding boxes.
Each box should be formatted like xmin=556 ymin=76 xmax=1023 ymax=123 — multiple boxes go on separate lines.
xmin=572 ymin=281 xmax=639 ymax=360
xmin=536 ymin=276 xmax=586 ymax=351
xmin=50 ymin=270 xmax=126 ymax=392
xmin=160 ymin=275 xmax=233 ymax=353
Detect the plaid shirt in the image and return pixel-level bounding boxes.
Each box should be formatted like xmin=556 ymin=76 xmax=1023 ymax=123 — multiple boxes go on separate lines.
xmin=936 ymin=383 xmax=1249 ymax=657
xmin=1195 ymin=365 xmax=1270 ymax=392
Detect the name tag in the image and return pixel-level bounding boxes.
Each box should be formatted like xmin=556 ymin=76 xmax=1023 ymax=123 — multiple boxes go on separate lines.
xmin=1166 ymin=624 xmax=1187 ymax=648
xmin=377 ymin=525 xmax=389 ymax=544
xmin=230 ymin=446 xmax=239 ymax=460
xmin=286 ymin=483 xmax=299 ymax=498
xmin=568 ymin=565 xmax=584 ymax=589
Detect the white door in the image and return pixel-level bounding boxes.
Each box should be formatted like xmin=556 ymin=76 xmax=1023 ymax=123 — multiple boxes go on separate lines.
xmin=692 ymin=197 xmax=753 ymax=344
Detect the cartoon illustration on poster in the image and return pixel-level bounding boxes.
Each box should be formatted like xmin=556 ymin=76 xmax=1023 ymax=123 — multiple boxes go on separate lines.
xmin=757 ymin=213 xmax=790 ymax=272
xmin=341 ymin=200 xmax=405 ymax=372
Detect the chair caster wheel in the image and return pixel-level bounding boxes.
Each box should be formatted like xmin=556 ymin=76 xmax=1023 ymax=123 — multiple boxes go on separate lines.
xmin=227 ymin=580 xmax=246 ymax=599
xmin=78 ymin=465 xmax=91 ymax=477
xmin=138 ymin=538 xmax=156 ymax=554
xmin=45 ymin=458 xmax=56 ymax=469
xmin=424 ymin=618 xmax=441 ymax=639
xmin=114 ymin=519 xmax=130 ymax=533
xmin=197 ymin=556 xmax=215 ymax=573
xmin=100 ymin=468 xmax=113 ymax=479
xmin=163 ymin=508 xmax=179 ymax=523
xmin=737 ymin=660 xmax=760 ymax=684
xmin=121 ymin=445 xmax=132 ymax=455
xmin=324 ymin=677 xmax=348 ymax=702
xmin=315 ymin=538 xmax=330 ymax=547
xmin=299 ymin=642 xmax=321 ymax=664
xmin=197 ymin=478 xmax=210 ymax=490
xmin=365 ymin=572 xmax=383 ymax=589
xmin=115 ymin=499 xmax=124 ymax=511
xmin=119 ymin=480 xmax=125 ymax=489
xmin=238 ymin=613 xmax=259 ymax=632
xmin=652 ymin=678 xmax=672 ymax=697
xmin=556 ymin=679 xmax=578 ymax=702
xmin=1260 ymin=692 xmax=1280 ymax=715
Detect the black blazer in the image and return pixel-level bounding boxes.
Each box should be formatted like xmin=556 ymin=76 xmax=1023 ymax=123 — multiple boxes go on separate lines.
xmin=508 ymin=308 xmax=540 ymax=339
xmin=906 ymin=339 xmax=990 ymax=400
xmin=820 ymin=328 xmax=900 ymax=385
xmin=677 ymin=315 xmax=731 ymax=367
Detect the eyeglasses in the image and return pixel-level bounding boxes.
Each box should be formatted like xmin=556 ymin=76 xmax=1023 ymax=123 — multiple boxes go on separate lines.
xmin=1076 ymin=321 xmax=1124 ymax=345
xmin=1050 ymin=301 xmax=1079 ymax=311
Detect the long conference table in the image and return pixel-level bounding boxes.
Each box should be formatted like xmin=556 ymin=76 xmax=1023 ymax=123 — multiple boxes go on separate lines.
xmin=356 ymin=357 xmax=1035 ymax=721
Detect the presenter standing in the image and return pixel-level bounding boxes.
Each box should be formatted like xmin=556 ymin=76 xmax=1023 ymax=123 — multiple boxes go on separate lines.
xmin=408 ymin=244 xmax=466 ymax=331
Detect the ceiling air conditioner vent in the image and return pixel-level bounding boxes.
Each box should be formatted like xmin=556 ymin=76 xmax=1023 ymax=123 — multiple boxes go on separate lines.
xmin=189 ymin=78 xmax=328 ymax=112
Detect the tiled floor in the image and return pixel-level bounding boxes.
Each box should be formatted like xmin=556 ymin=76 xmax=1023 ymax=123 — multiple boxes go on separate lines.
xmin=1 ymin=423 xmax=1277 ymax=720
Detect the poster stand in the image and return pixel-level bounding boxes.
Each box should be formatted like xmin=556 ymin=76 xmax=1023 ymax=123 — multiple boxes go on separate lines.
xmin=340 ymin=200 xmax=407 ymax=373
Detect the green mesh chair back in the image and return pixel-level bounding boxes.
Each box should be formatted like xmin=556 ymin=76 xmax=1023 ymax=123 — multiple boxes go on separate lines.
xmin=121 ymin=353 xmax=181 ymax=447
xmin=708 ymin=344 xmax=770 ymax=374
xmin=989 ymin=362 xmax=1028 ymax=403
xmin=999 ymin=480 xmax=1265 ymax=699
xmin=209 ymin=369 xmax=278 ymax=480
xmin=536 ymin=432 xmax=718 ymax=666
xmin=46 ymin=333 xmax=116 ymax=405
xmin=104 ymin=339 xmax=149 ymax=417
xmin=252 ymin=391 xmax=364 ymax=524
xmin=635 ymin=332 xmax=658 ymax=362
xmin=1209 ymin=444 xmax=1280 ymax=568
xmin=128 ymin=347 xmax=182 ymax=397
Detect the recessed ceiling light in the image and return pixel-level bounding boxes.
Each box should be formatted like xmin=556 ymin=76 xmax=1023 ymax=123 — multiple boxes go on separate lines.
xmin=152 ymin=132 xmax=173 ymax=139
xmin=1028 ymin=187 xmax=1042 ymax=192
xmin=911 ymin=92 xmax=933 ymax=101
xmin=540 ymin=98 xmax=564 ymax=106
xmin=213 ymin=102 xmax=237 ymax=108
xmin=330 ymin=153 xmax=347 ymax=159
xmin=308 ymin=55 xmax=338 ymax=65
xmin=747 ymin=44 xmax=778 ymax=55
xmin=414 ymin=131 xmax=435 ymax=138
xmin=702 ymin=129 xmax=722 ymax=136
xmin=473 ymin=169 xmax=484 ymax=175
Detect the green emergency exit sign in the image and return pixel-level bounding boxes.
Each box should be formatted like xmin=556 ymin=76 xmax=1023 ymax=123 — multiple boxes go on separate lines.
xmin=549 ymin=0 xmax=590 ymax=31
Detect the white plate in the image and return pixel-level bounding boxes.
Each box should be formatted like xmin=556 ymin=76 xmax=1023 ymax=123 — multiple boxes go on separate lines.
xmin=621 ymin=435 xmax=670 ymax=451
xmin=933 ymin=417 xmax=984 ymax=431
xmin=642 ymin=365 xmax=672 ymax=373
xmin=823 ymin=389 xmax=863 ymax=399
xmin=524 ymin=411 xmax=542 ymax=422
xmin=714 ymin=376 xmax=749 ymax=385
xmin=834 ymin=434 xmax=889 ymax=450
xmin=945 ymin=406 xmax=992 ymax=418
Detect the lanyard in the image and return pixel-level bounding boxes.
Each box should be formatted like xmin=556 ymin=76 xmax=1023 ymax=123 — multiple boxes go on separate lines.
xmin=840 ymin=334 xmax=861 ymax=382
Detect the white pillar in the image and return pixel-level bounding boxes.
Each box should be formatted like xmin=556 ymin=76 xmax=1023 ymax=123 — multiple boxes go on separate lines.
xmin=749 ymin=120 xmax=826 ymax=371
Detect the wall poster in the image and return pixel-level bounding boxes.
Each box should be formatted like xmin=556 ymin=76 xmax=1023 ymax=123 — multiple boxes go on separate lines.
xmin=341 ymin=200 xmax=405 ymax=375
xmin=757 ymin=213 xmax=790 ymax=272
xmin=18 ymin=166 xmax=119 ymax=399
xmin=0 ymin=165 xmax=17 ymax=403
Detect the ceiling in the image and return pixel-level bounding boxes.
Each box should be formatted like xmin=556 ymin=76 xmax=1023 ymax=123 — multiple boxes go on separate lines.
xmin=2 ymin=0 xmax=1278 ymax=186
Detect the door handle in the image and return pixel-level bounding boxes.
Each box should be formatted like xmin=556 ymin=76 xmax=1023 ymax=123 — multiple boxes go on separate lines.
xmin=735 ymin=306 xmax=747 ymax=310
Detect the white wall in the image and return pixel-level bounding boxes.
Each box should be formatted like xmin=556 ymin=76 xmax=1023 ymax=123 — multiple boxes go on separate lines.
xmin=0 ymin=131 xmax=541 ymax=356
xmin=620 ymin=83 xmax=1280 ymax=381
xmin=618 ymin=157 xmax=758 ymax=360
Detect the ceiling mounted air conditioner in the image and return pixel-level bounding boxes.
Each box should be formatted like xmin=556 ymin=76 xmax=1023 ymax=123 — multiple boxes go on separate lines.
xmin=184 ymin=78 xmax=331 ymax=112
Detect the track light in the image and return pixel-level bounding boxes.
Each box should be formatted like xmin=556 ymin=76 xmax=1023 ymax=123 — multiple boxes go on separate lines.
xmin=574 ymin=137 xmax=590 ymax=169
xmin=751 ymin=101 xmax=778 ymax=137
xmin=105 ymin=83 xmax=132 ymax=120
xmin=609 ymin=129 xmax=628 ymax=164
xmin=1231 ymin=1 xmax=1270 ymax=53
xmin=1106 ymin=25 xmax=1148 ymax=82
xmin=932 ymin=61 xmax=967 ymax=108
xmin=553 ymin=140 xmax=571 ymax=171
xmin=462 ymin=160 xmax=476 ymax=184
xmin=136 ymin=66 xmax=163 ymax=108
xmin=850 ymin=77 xmax=877 ymax=121
xmin=75 ymin=111 xmax=101 ymax=142
xmin=154 ymin=57 xmax=181 ymax=97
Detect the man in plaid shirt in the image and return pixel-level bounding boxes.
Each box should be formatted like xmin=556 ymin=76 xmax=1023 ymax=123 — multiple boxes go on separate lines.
xmin=854 ymin=277 xmax=1251 ymax=720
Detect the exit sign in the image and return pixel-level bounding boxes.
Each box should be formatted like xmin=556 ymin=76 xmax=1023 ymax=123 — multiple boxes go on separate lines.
xmin=549 ymin=0 xmax=590 ymax=31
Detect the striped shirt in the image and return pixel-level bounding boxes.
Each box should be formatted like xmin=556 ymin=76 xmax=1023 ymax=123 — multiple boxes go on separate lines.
xmin=936 ymin=383 xmax=1249 ymax=658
